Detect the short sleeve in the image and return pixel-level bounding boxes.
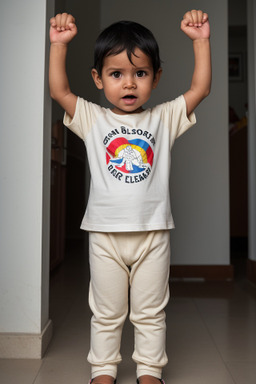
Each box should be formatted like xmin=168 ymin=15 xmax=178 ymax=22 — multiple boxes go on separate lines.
xmin=63 ymin=97 xmax=102 ymax=140
xmin=156 ymin=95 xmax=196 ymax=148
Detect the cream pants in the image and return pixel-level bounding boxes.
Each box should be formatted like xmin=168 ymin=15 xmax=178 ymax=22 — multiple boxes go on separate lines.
xmin=87 ymin=230 xmax=170 ymax=379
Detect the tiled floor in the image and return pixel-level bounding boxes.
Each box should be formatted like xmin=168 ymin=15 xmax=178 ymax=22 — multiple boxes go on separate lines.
xmin=1 ymin=238 xmax=256 ymax=384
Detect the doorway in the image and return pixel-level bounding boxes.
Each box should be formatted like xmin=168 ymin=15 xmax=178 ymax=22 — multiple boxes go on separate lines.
xmin=228 ymin=1 xmax=248 ymax=280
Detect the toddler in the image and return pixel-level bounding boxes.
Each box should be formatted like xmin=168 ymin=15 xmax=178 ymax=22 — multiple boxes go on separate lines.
xmin=49 ymin=9 xmax=211 ymax=384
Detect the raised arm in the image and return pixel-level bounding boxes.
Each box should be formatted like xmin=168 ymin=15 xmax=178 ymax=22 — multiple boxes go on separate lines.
xmin=49 ymin=13 xmax=78 ymax=118
xmin=181 ymin=10 xmax=211 ymax=117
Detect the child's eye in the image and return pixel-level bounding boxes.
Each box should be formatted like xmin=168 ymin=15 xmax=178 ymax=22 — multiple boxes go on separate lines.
xmin=111 ymin=71 xmax=122 ymax=79
xmin=136 ymin=70 xmax=146 ymax=78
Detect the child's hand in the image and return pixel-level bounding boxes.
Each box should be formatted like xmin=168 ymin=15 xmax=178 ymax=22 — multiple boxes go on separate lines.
xmin=181 ymin=10 xmax=210 ymax=40
xmin=50 ymin=13 xmax=77 ymax=45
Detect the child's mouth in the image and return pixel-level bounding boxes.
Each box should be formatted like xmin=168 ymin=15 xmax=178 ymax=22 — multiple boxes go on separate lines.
xmin=122 ymin=95 xmax=137 ymax=105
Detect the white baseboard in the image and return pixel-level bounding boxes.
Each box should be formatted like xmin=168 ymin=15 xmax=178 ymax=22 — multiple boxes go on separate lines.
xmin=0 ymin=319 xmax=53 ymax=359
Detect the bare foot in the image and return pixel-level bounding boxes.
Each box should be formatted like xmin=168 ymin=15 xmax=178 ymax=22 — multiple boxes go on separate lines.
xmin=138 ymin=375 xmax=161 ymax=384
xmin=92 ymin=375 xmax=115 ymax=384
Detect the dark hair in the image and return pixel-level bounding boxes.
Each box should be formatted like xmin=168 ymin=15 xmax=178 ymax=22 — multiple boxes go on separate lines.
xmin=93 ymin=20 xmax=161 ymax=77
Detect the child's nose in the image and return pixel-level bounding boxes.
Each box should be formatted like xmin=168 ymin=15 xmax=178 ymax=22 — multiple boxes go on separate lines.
xmin=123 ymin=75 xmax=136 ymax=89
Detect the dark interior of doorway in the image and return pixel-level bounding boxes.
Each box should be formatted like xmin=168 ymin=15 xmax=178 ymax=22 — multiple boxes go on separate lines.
xmin=229 ymin=22 xmax=248 ymax=281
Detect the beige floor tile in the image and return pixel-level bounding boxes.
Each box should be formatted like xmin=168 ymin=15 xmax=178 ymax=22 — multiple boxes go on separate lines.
xmin=33 ymin=359 xmax=88 ymax=384
xmin=194 ymin=295 xmax=256 ymax=318
xmin=0 ymin=359 xmax=42 ymax=384
xmin=45 ymin=328 xmax=89 ymax=361
xmin=164 ymin=362 xmax=236 ymax=384
xmin=166 ymin=304 xmax=223 ymax=364
xmin=200 ymin=314 xmax=256 ymax=361
xmin=168 ymin=297 xmax=201 ymax=316
xmin=226 ymin=362 xmax=256 ymax=384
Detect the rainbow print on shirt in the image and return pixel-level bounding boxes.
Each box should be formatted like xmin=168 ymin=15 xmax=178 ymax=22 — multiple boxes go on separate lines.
xmin=106 ymin=138 xmax=154 ymax=174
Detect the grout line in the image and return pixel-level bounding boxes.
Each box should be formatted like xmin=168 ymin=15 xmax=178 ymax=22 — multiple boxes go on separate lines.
xmin=193 ymin=298 xmax=238 ymax=384
xmin=32 ymin=359 xmax=47 ymax=384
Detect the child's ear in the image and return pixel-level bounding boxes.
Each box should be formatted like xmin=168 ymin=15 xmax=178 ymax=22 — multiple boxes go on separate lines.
xmin=152 ymin=68 xmax=162 ymax=89
xmin=91 ymin=69 xmax=103 ymax=89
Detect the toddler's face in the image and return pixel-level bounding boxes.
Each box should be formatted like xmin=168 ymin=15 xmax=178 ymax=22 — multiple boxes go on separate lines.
xmin=92 ymin=48 xmax=161 ymax=115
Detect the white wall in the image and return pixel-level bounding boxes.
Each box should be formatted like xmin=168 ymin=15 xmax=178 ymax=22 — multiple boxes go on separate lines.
xmin=0 ymin=0 xmax=52 ymax=351
xmin=53 ymin=0 xmax=101 ymax=121
xmin=100 ymin=0 xmax=230 ymax=266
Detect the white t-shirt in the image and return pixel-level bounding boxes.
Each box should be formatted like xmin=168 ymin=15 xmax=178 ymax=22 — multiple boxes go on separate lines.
xmin=64 ymin=95 xmax=196 ymax=232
